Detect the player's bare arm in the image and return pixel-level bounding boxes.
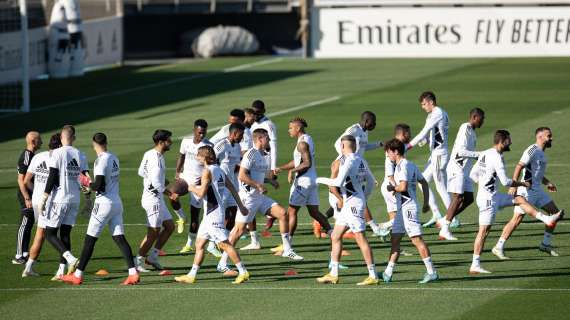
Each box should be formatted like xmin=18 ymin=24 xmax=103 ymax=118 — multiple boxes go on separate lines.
xmin=239 ymin=166 xmax=266 ymax=194
xmin=542 ymin=176 xmax=557 ymax=192
xmin=224 ymin=176 xmax=249 ymax=215
xmin=188 ymin=169 xmax=211 ymax=199
xmin=175 ymin=153 xmax=185 ymax=180
xmin=508 ymin=162 xmax=525 ymax=195
xmin=418 ymin=178 xmax=431 ymax=213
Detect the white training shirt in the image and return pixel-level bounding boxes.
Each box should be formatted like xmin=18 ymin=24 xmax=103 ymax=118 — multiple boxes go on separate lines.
xmin=179 ymin=136 xmax=213 ymax=184
xmin=448 ymin=122 xmax=479 ymax=174
xmin=319 ymin=153 xmax=374 ymax=202
xmin=334 ymin=123 xmax=381 ymax=157
xmin=409 ymin=106 xmax=449 ymax=154
xmin=293 ymin=133 xmax=317 ymax=186
xmin=384 ymin=145 xmax=409 ymax=179
xmin=49 ymin=145 xmax=87 ymax=204
xmin=203 ymin=164 xmax=226 ymax=226
xmin=470 ymin=148 xmax=513 ymax=199
xmin=210 ymin=124 xmax=252 ymax=152
xmin=251 ymin=116 xmax=277 ymax=170
xmin=93 ymin=151 xmax=121 ymax=203
xmin=27 ymin=151 xmax=52 ymax=204
xmin=214 ymin=137 xmax=241 ymax=188
xmin=519 ymin=144 xmax=547 ymax=192
xmin=394 ymin=158 xmax=424 ymax=210
xmin=239 ymin=147 xmax=269 ymax=197
xmin=138 ymin=149 xmax=166 ymax=202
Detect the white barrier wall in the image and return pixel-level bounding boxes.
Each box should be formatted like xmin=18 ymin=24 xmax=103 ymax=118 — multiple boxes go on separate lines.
xmin=311 ymin=7 xmax=570 ymax=58
xmin=0 ymin=16 xmax=123 ymax=84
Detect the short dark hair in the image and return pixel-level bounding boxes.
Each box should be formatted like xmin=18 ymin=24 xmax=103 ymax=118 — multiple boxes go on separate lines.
xmin=194 ymin=119 xmax=208 ymax=128
xmin=394 ymin=123 xmax=410 ymax=135
xmin=419 ymin=91 xmax=436 ymax=104
xmin=290 ymin=117 xmax=308 ymax=128
xmin=470 ymin=107 xmax=485 ymax=118
xmin=361 ymin=111 xmax=376 ymax=122
xmin=92 ymin=132 xmax=107 ymax=145
xmin=384 ymin=138 xmax=405 ymax=155
xmin=535 ymin=127 xmax=551 ymax=135
xmin=251 ymin=100 xmax=265 ymax=113
xmin=153 ymin=129 xmax=172 ymax=144
xmin=252 ymin=128 xmax=268 ymax=140
xmin=48 ymin=133 xmax=62 ymax=150
xmin=197 ymin=145 xmax=216 ymax=165
xmin=340 ymin=135 xmax=356 ymax=151
xmin=494 ymin=129 xmax=511 ymax=144
xmin=229 ymin=122 xmax=245 ymax=133
xmin=230 ymin=109 xmax=245 ymax=122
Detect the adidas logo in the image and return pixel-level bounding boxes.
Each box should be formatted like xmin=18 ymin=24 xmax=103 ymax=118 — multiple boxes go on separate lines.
xmin=67 ymin=158 xmax=80 ymax=171
xmin=112 ymin=160 xmax=119 ymax=172
xmin=37 ymin=161 xmax=49 ymax=174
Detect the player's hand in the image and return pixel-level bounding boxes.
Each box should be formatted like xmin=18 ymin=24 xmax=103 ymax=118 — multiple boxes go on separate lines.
xmin=422 ymin=203 xmax=430 ymax=213
xmin=269 ymin=179 xmax=280 ymax=190
xmin=508 ymin=187 xmax=517 ymax=195
xmin=273 ymin=168 xmax=281 ymax=175
xmin=170 ymin=192 xmax=179 ymax=201
xmin=287 ymin=170 xmax=294 ymax=184
xmin=256 ymin=183 xmax=267 ymax=194
xmin=24 ymin=198 xmax=32 ymax=209
xmin=522 ymin=181 xmax=531 ymax=188
xmin=175 ymin=172 xmax=180 ymax=180
xmin=386 ymin=184 xmax=396 ymax=193
xmin=547 ymin=182 xmax=557 ymax=193
xmin=376 ymin=141 xmax=383 ymax=148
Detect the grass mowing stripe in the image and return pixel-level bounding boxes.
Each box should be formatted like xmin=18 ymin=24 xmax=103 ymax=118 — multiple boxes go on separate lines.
xmin=2 ymin=287 xmax=570 ymax=292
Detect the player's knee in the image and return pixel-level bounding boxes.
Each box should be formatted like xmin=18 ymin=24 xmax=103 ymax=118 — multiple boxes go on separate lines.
xmin=163 ymin=220 xmax=175 ymax=232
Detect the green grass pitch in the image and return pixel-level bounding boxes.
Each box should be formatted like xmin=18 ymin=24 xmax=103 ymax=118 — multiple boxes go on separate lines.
xmin=0 ymin=57 xmax=569 ymax=319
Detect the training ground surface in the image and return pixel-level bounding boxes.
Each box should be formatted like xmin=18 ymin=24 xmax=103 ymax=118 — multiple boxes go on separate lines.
xmin=0 ymin=57 xmax=569 ymax=319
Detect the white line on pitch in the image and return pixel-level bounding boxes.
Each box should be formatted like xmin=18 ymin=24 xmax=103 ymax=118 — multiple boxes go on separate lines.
xmin=0 ymin=58 xmax=284 ymax=118
xmin=1 ymin=287 xmax=569 ymax=292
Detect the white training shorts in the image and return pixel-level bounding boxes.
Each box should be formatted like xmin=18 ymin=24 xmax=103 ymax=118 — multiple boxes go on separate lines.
xmin=328 ymin=192 xmax=342 ymax=220
xmin=381 ymin=179 xmax=398 ymax=213
xmin=392 ymin=204 xmax=422 ymax=238
xmin=514 ymin=188 xmax=553 ymax=215
xmin=39 ymin=202 xmax=80 ymax=228
xmin=235 ymin=192 xmax=277 ymax=224
xmin=142 ymin=198 xmax=172 ymax=228
xmin=289 ymin=183 xmax=320 ymax=207
xmin=86 ymin=201 xmax=125 ymax=237
xmin=476 ymin=193 xmax=515 ymax=226
xmin=335 ymin=197 xmax=366 ymax=233
xmin=446 ymin=168 xmax=473 ymax=194
xmin=197 ymin=220 xmax=229 ymax=244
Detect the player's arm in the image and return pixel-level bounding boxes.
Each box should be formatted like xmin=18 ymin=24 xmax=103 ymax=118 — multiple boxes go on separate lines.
xmin=389 ymin=164 xmax=407 ymax=193
xmin=23 ymin=172 xmax=34 ymax=191
xmin=89 ymin=158 xmax=107 ymax=193
xmin=508 ymin=162 xmax=525 ymax=195
xmin=17 ymin=153 xmax=32 ymax=208
xmin=278 ymin=160 xmax=295 ymax=172
xmin=409 ymin=112 xmax=442 ymax=149
xmin=209 ymin=128 xmax=225 ymax=145
xmin=496 ymin=158 xmax=527 ymax=188
xmin=542 ymin=176 xmax=557 ymax=192
xmin=384 ymin=156 xmax=397 ymax=185
xmin=469 ymin=160 xmax=482 ymax=183
xmin=188 ymin=169 xmax=211 ymax=199
xmin=363 ymin=159 xmax=376 ymax=196
xmin=417 ymin=168 xmax=430 ymax=212
xmin=149 ymin=162 xmax=168 ymax=196
xmin=175 ymin=153 xmax=185 ymax=180
xmin=290 ymin=141 xmax=312 ymax=174
xmin=456 ymin=125 xmax=480 ymax=159
xmin=365 ymin=141 xmax=383 ymax=151
xmin=268 ymin=123 xmax=278 ymax=171
xmin=264 ymin=171 xmax=279 ymax=189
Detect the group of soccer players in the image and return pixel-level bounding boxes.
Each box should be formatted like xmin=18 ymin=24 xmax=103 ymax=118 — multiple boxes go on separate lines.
xmin=13 ymin=92 xmax=564 ymax=285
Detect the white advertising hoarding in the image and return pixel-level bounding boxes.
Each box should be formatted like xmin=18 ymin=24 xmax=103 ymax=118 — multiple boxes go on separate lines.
xmin=0 ymin=16 xmax=123 ymax=84
xmin=311 ymin=7 xmax=570 ymax=57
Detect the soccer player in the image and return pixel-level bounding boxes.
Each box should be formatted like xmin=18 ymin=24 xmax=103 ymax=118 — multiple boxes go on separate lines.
xmin=316 ymin=135 xmax=379 ymax=285
xmin=175 ymin=146 xmax=250 ymax=284
xmin=14 ymin=131 xmax=42 ymax=265
xmin=22 ymin=134 xmax=61 ymax=277
xmin=378 ymin=124 xmax=412 ymax=237
xmin=172 ymin=119 xmax=217 ymax=256
xmin=468 ymin=130 xmax=563 ymax=274
xmin=210 ymin=108 xmax=252 ymax=153
xmin=39 ymin=125 xmax=89 ymax=280
xmin=439 ymin=108 xmax=485 ymax=240
xmin=213 ymin=123 xmax=245 ymax=239
xmin=273 ymin=117 xmax=332 ymax=252
xmin=216 ymin=128 xmax=303 ymax=276
xmin=492 ymin=127 xmax=565 ymax=258
xmin=407 ymin=91 xmax=453 ymax=228
xmin=381 ymin=139 xmax=438 ymax=284
xmin=61 ymin=133 xmax=139 ymax=285
xmin=332 ymin=111 xmax=384 ymax=235
xmin=136 ymin=129 xmax=175 ymax=272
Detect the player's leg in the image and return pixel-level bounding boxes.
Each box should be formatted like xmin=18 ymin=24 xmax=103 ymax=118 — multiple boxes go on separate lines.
xmin=433 ymin=154 xmax=451 ymax=209
xmin=382 ymin=233 xmax=402 ymax=282
xmin=108 ymin=203 xmax=138 ymax=284
xmin=317 ymin=223 xmax=347 ymax=284
xmin=492 ymin=211 xmax=524 ymax=260
xmin=44 ymin=203 xmax=78 ymax=279
xmin=219 ymin=240 xmax=249 ymax=283
xmin=353 ymin=230 xmax=379 ymax=285
xmin=410 ymin=236 xmax=438 ymax=283
xmin=267 ymin=201 xmax=303 ymax=260
xmin=22 ymin=227 xmax=45 ymax=277
xmin=287 ymin=205 xmax=299 ymax=236
xmin=182 ymin=204 xmax=201 ymax=253
xmin=219 ymin=205 xmax=251 ymax=275
xmin=146 ymin=218 xmax=174 ymax=270
xmin=168 ymin=179 xmax=188 ymax=233
xmin=363 ymin=205 xmax=382 ymax=236
xmin=379 ymin=180 xmax=397 ymax=237
xmin=420 ymin=162 xmax=442 ymax=227
xmin=307 ymin=205 xmax=332 ymax=234
xmin=513 ymin=195 xmax=562 ymax=226
xmin=439 ymin=192 xmax=465 ymax=240
xmin=176 ymin=237 xmax=208 ymax=284
xmin=14 ymin=193 xmax=35 ymax=264
xmin=225 ymin=206 xmax=237 ymax=231
xmin=471 ymin=224 xmax=492 ymax=274
xmin=539 ymin=201 xmax=561 ymax=255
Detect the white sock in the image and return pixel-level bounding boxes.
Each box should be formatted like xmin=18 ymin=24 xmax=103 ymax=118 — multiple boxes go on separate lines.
xmin=367 ymin=264 xmax=377 ymax=279
xmin=367 ymin=220 xmax=380 ymax=231
xmin=57 ymin=263 xmax=66 ymax=275
xmin=281 ymin=233 xmax=292 ymax=253
xmin=250 ymin=231 xmax=259 ymax=245
xmin=62 ymin=251 xmax=76 ymax=264
xmin=472 ymin=254 xmax=481 ymax=267
xmin=74 ymin=269 xmax=83 ymax=278
xmin=23 ymin=252 xmax=29 ymax=258
xmin=384 ymin=261 xmax=396 ymax=276
xmin=188 ymin=264 xmax=199 ymax=277
xmin=439 ymin=218 xmax=450 ymax=233
xmin=329 ymin=261 xmax=339 ymax=277
xmin=535 ymin=212 xmax=549 ymax=223
xmin=496 ymin=237 xmax=506 ymax=250
xmin=382 ymin=219 xmax=394 ymax=229
xmin=236 ymin=262 xmax=247 ymax=275
xmin=218 ymin=252 xmax=229 ymax=268
xmin=207 ymin=241 xmax=216 ymax=251
xmin=128 ymin=267 xmax=137 ymax=276
xmin=433 ymin=210 xmax=442 ymax=219
xmin=542 ymin=232 xmax=553 ymax=246
xmin=186 ymin=233 xmax=197 ymax=247
xmin=136 ymin=255 xmax=144 ymax=264
xmin=175 ymin=208 xmax=186 ymax=220
xmin=24 ymin=258 xmax=35 ymax=272
xmin=422 ymin=256 xmax=435 ymax=275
